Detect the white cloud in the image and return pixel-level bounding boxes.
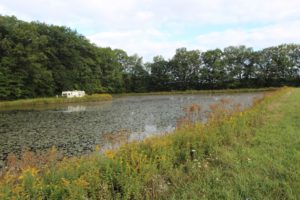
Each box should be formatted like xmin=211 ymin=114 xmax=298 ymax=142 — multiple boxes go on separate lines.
xmin=88 ymin=20 xmax=300 ymax=61
xmin=2 ymin=0 xmax=300 ymax=28
xmin=194 ymin=21 xmax=300 ymax=50
xmin=0 ymin=4 xmax=30 ymax=20
xmin=88 ymin=28 xmax=184 ymax=61
xmin=1 ymin=0 xmax=300 ymax=60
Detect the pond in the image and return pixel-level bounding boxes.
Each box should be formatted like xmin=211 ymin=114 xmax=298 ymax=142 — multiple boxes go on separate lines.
xmin=0 ymin=92 xmax=263 ymax=167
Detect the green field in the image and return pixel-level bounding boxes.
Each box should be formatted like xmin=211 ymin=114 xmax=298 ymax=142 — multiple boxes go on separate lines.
xmin=0 ymin=87 xmax=299 ymax=199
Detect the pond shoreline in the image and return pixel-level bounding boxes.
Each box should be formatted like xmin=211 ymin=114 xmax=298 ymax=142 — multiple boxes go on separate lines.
xmin=0 ymin=88 xmax=277 ymax=110
xmin=113 ymin=87 xmax=277 ymax=98
xmin=0 ymin=94 xmax=112 ymax=110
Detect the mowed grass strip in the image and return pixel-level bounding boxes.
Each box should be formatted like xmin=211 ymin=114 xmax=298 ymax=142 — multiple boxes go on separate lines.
xmin=167 ymin=88 xmax=300 ymax=199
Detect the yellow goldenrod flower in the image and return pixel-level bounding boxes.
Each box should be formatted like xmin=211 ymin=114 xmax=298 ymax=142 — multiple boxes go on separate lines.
xmin=61 ymin=178 xmax=70 ymax=187
xmin=104 ymin=150 xmax=115 ymax=159
xmin=95 ymin=145 xmax=101 ymax=152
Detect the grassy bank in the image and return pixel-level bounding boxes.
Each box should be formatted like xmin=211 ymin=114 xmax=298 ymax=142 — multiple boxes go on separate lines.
xmin=168 ymin=88 xmax=300 ymax=199
xmin=0 ymin=94 xmax=112 ymax=110
xmin=0 ymin=87 xmax=299 ymax=199
xmin=113 ymin=87 xmax=278 ymax=97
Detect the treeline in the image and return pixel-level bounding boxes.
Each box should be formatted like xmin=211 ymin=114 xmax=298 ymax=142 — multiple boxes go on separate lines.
xmin=148 ymin=45 xmax=300 ymax=91
xmin=0 ymin=15 xmax=147 ymax=100
xmin=0 ymin=15 xmax=299 ymax=100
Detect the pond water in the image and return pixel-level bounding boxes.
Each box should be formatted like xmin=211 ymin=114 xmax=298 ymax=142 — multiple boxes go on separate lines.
xmin=0 ymin=93 xmax=263 ymax=166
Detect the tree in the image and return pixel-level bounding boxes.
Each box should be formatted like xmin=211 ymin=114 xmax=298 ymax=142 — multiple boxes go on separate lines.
xmin=223 ymin=45 xmax=254 ymax=87
xmin=122 ymin=55 xmax=149 ymax=92
xmin=200 ymin=49 xmax=224 ymax=89
xmin=148 ymin=56 xmax=171 ymax=91
xmin=169 ymin=48 xmax=202 ymax=90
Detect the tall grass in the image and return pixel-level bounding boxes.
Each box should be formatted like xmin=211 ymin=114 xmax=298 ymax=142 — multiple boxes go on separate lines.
xmin=0 ymin=94 xmax=112 ymax=110
xmin=0 ymin=87 xmax=297 ymax=199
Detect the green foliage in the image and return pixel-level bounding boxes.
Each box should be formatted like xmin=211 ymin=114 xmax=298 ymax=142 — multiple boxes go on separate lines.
xmin=201 ymin=48 xmax=225 ymax=88
xmin=169 ymin=48 xmax=202 ymax=90
xmin=147 ymin=56 xmax=171 ymax=91
xmin=0 ymin=15 xmax=146 ymax=100
xmin=1 ymin=15 xmax=300 ymax=100
xmin=148 ymin=45 xmax=299 ymax=91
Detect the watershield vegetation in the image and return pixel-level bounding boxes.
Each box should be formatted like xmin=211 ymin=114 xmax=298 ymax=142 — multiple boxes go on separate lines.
xmin=1 ymin=87 xmax=298 ymax=199
xmin=0 ymin=15 xmax=300 ymax=100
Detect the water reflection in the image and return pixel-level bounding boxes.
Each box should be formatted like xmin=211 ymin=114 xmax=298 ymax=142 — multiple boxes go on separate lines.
xmin=64 ymin=105 xmax=86 ymax=112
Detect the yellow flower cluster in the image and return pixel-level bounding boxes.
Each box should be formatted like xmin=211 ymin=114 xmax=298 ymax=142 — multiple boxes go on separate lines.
xmin=19 ymin=167 xmax=39 ymax=180
xmin=104 ymin=150 xmax=115 ymax=159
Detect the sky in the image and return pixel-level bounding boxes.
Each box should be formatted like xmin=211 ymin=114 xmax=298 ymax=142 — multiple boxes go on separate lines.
xmin=1 ymin=0 xmax=300 ymax=61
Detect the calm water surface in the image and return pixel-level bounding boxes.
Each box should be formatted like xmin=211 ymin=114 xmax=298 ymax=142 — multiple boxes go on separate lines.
xmin=0 ymin=93 xmax=262 ymax=166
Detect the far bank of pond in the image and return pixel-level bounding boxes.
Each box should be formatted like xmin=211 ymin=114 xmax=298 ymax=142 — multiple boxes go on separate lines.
xmin=0 ymin=88 xmax=277 ymax=110
xmin=0 ymin=94 xmax=112 ymax=110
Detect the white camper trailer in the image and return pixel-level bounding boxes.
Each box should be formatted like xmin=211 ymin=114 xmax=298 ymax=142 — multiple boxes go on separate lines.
xmin=62 ymin=90 xmax=85 ymax=98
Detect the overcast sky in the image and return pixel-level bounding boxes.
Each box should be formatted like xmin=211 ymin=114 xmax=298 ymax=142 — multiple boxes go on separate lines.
xmin=1 ymin=0 xmax=300 ymax=61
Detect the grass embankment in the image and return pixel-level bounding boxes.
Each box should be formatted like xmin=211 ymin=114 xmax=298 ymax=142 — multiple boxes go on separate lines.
xmin=0 ymin=87 xmax=299 ymax=199
xmin=113 ymin=87 xmax=278 ymax=97
xmin=0 ymin=94 xmax=112 ymax=110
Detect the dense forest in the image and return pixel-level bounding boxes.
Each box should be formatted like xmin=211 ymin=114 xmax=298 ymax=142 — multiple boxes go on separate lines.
xmin=0 ymin=15 xmax=299 ymax=100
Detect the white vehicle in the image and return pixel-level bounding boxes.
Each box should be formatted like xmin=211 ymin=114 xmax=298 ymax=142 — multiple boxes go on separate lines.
xmin=61 ymin=90 xmax=85 ymax=98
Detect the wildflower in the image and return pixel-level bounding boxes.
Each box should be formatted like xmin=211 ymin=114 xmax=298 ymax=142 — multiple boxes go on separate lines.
xmin=18 ymin=168 xmax=38 ymax=180
xmin=24 ymin=168 xmax=38 ymax=176
xmin=95 ymin=145 xmax=101 ymax=152
xmin=30 ymin=168 xmax=39 ymax=176
xmin=61 ymin=178 xmax=70 ymax=187
xmin=104 ymin=150 xmax=115 ymax=159
xmin=74 ymin=177 xmax=89 ymax=188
